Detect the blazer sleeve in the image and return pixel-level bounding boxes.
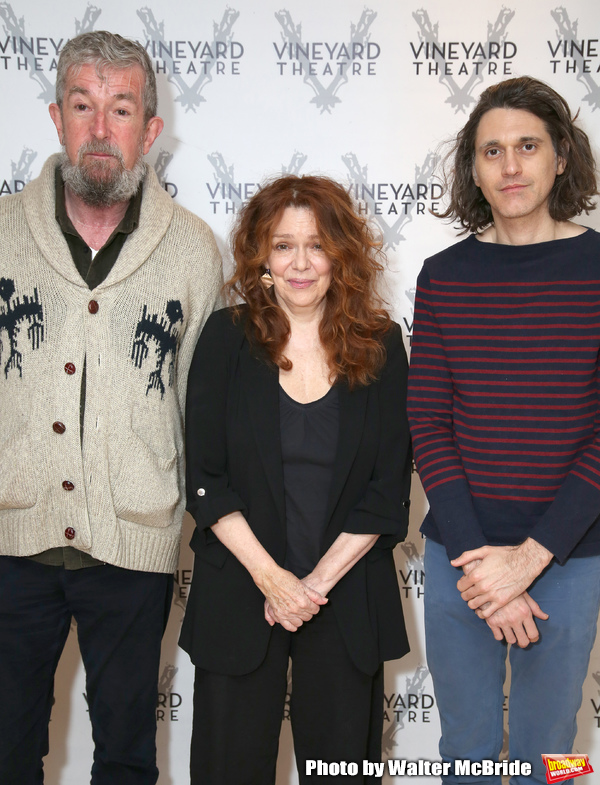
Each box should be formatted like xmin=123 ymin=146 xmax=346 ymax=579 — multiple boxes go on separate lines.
xmin=342 ymin=324 xmax=412 ymax=546
xmin=185 ymin=308 xmax=248 ymax=530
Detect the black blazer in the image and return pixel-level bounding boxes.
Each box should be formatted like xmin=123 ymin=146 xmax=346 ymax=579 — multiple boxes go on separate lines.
xmin=179 ymin=307 xmax=412 ymax=676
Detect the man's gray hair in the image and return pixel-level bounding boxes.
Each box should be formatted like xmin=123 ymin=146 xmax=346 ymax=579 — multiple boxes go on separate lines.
xmin=56 ymin=31 xmax=157 ymax=123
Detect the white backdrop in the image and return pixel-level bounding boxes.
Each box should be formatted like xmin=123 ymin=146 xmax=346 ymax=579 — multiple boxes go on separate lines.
xmin=1 ymin=0 xmax=600 ymax=782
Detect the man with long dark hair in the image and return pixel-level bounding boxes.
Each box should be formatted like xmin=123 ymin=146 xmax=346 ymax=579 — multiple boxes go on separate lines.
xmin=408 ymin=76 xmax=600 ymax=784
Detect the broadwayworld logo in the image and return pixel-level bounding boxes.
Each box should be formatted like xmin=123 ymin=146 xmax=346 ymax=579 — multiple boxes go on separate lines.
xmin=548 ymin=8 xmax=600 ymax=111
xmin=410 ymin=7 xmax=516 ymax=112
xmin=273 ymin=8 xmax=380 ymax=113
xmin=542 ymin=754 xmax=594 ymax=783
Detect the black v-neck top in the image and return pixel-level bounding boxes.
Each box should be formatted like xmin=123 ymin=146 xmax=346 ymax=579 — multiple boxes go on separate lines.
xmin=279 ymin=385 xmax=339 ymax=577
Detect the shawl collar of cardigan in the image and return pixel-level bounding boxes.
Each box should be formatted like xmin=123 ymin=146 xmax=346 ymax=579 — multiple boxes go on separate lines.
xmin=22 ymin=153 xmax=174 ymax=289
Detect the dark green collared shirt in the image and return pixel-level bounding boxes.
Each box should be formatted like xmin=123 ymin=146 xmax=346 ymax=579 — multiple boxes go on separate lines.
xmin=31 ymin=169 xmax=143 ymax=570
xmin=54 ymin=166 xmax=143 ymax=287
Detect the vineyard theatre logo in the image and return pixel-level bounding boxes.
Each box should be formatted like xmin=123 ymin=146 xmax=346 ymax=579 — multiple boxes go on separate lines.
xmin=382 ymin=665 xmax=434 ymax=753
xmin=157 ymin=663 xmax=182 ymax=722
xmin=0 ymin=146 xmax=37 ymax=196
xmin=403 ymin=286 xmax=415 ymax=346
xmin=172 ymin=567 xmax=192 ymax=612
xmin=205 ymin=152 xmax=262 ymax=215
xmin=205 ymin=151 xmax=307 ymax=214
xmin=0 ymin=2 xmax=100 ymax=102
xmin=548 ymin=8 xmax=600 ymax=111
xmin=592 ymin=670 xmax=600 ymax=728
xmin=398 ymin=541 xmax=424 ymax=599
xmin=137 ymin=6 xmax=243 ymax=112
xmin=273 ymin=9 xmax=380 ymax=113
xmin=341 ymin=151 xmax=441 ymax=249
xmin=84 ymin=663 xmax=183 ymax=722
xmin=411 ymin=8 xmax=516 ymax=113
xmin=153 ymin=148 xmax=178 ymax=198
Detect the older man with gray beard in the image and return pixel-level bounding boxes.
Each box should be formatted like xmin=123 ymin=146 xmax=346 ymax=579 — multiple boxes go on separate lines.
xmin=0 ymin=31 xmax=222 ymax=785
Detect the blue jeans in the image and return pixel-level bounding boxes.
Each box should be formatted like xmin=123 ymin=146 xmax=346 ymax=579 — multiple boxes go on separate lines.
xmin=424 ymin=539 xmax=600 ymax=785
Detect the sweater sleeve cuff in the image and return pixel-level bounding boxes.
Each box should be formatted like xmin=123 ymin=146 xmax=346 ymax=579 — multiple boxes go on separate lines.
xmin=423 ymin=481 xmax=488 ymax=561
xmin=529 ymin=474 xmax=600 ymax=564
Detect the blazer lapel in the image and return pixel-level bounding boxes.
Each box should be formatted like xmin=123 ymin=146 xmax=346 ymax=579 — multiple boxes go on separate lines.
xmin=239 ymin=349 xmax=370 ymax=537
xmin=240 ymin=347 xmax=286 ymax=522
xmin=325 ymin=381 xmax=369 ymax=524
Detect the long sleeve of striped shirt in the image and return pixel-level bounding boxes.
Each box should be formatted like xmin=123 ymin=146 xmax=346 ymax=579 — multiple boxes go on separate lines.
xmin=407 ymin=231 xmax=600 ymax=564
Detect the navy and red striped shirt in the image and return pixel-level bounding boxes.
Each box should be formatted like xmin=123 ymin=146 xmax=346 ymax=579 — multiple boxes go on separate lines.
xmin=407 ymin=229 xmax=600 ymax=563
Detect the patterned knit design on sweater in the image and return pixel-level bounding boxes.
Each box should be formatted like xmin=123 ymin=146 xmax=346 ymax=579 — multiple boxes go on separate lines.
xmin=0 ymin=155 xmax=223 ymax=572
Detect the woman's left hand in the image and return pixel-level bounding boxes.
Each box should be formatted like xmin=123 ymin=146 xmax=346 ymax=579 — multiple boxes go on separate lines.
xmin=260 ymin=566 xmax=327 ymax=631
xmin=265 ymin=533 xmax=380 ymax=631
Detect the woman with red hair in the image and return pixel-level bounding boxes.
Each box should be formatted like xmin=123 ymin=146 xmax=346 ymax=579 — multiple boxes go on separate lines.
xmin=180 ymin=175 xmax=411 ymax=784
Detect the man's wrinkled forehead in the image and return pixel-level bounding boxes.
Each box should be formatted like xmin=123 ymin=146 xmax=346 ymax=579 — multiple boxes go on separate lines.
xmin=62 ymin=62 xmax=146 ymax=104
xmin=472 ymin=106 xmax=555 ymax=152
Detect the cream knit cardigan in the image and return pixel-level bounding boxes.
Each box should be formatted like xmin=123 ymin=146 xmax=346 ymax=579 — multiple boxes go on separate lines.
xmin=0 ymin=154 xmax=223 ymax=573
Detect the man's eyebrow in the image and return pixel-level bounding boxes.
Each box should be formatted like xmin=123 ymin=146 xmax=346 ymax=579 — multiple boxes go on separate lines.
xmin=113 ymin=91 xmax=138 ymax=103
xmin=477 ymin=135 xmax=544 ymax=151
xmin=67 ymin=86 xmax=138 ymax=103
xmin=67 ymin=86 xmax=90 ymax=98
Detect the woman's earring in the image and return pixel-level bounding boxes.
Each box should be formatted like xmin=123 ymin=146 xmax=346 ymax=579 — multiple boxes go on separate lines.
xmin=265 ymin=268 xmax=271 ymax=275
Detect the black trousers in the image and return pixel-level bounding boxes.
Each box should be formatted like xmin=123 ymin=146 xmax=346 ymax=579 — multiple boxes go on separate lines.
xmin=191 ymin=602 xmax=384 ymax=785
xmin=0 ymin=555 xmax=173 ymax=785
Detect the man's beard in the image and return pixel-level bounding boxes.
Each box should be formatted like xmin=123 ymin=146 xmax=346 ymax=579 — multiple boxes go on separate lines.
xmin=59 ymin=140 xmax=146 ymax=207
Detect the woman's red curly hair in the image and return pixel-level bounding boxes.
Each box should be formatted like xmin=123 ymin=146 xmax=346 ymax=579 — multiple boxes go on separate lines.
xmin=227 ymin=175 xmax=392 ymax=389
